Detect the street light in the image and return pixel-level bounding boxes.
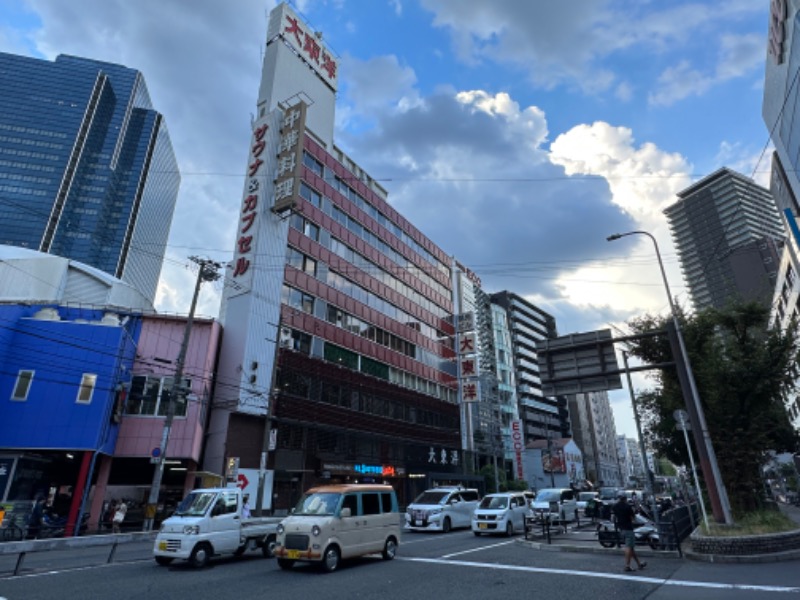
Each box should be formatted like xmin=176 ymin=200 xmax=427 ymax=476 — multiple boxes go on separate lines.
xmin=607 ymin=230 xmax=732 ymax=524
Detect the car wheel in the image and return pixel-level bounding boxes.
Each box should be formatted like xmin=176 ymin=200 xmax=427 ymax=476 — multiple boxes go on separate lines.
xmin=277 ymin=558 xmax=294 ymax=570
xmin=648 ymin=537 xmax=660 ymax=550
xmin=189 ymin=543 xmax=211 ymax=568
xmin=262 ymin=534 xmax=276 ymax=558
xmin=154 ymin=556 xmax=173 ymax=566
xmin=442 ymin=517 xmax=451 ymax=533
xmin=382 ymin=537 xmax=397 ymax=560
xmin=322 ymin=544 xmax=341 ymax=572
xmin=473 ymin=531 xmax=481 ymax=536
xmin=505 ymin=521 xmax=514 ymax=537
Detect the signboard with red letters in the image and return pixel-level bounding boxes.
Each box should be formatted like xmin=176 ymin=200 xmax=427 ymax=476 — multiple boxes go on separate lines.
xmin=274 ymin=3 xmax=338 ymax=90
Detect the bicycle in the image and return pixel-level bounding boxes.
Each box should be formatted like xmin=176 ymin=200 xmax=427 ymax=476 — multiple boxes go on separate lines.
xmin=1 ymin=513 xmax=26 ymax=542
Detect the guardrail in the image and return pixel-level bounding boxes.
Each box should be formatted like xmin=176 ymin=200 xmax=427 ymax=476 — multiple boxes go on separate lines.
xmin=0 ymin=532 xmax=157 ymax=576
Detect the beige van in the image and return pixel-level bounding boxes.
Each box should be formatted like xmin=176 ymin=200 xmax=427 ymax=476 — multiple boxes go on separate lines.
xmin=273 ymin=484 xmax=400 ymax=572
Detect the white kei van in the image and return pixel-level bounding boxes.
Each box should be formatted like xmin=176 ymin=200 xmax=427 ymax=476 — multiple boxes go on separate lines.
xmin=273 ymin=484 xmax=400 ymax=573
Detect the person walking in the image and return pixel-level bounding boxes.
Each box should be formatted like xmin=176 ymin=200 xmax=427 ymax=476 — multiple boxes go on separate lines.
xmin=27 ymin=496 xmax=46 ymax=539
xmin=612 ymin=491 xmax=646 ymax=572
xmin=112 ymin=499 xmax=127 ymax=534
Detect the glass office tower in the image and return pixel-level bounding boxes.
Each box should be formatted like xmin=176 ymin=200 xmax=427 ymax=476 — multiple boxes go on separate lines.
xmin=0 ymin=53 xmax=180 ymax=302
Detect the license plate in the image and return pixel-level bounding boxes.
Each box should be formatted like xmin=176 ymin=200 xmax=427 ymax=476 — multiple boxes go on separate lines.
xmin=415 ymin=520 xmax=423 ymax=527
xmin=478 ymin=523 xmax=487 ymax=529
xmin=158 ymin=541 xmax=167 ymax=551
xmin=287 ymin=550 xmax=300 ymax=559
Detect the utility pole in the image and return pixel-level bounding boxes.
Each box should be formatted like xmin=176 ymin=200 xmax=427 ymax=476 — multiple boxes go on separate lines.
xmin=254 ymin=322 xmax=282 ymax=517
xmin=143 ymin=256 xmax=221 ymax=532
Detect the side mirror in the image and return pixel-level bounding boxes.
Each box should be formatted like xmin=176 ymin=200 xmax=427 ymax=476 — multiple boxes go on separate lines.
xmin=340 ymin=507 xmax=351 ymax=518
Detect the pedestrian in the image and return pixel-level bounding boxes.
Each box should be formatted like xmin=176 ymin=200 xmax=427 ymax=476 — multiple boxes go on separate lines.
xmin=104 ymin=499 xmax=117 ymax=531
xmin=27 ymin=496 xmax=46 ymax=539
xmin=242 ymin=495 xmax=252 ymax=519
xmin=112 ymin=499 xmax=127 ymax=534
xmin=612 ymin=491 xmax=646 ymax=572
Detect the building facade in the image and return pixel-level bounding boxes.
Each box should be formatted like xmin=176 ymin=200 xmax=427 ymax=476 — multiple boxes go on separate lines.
xmin=568 ymin=391 xmax=623 ymax=487
xmin=490 ymin=292 xmax=572 ymax=446
xmin=205 ymin=3 xmax=477 ymax=510
xmin=0 ymin=52 xmax=180 ymax=302
xmin=763 ymin=0 xmax=800 ymax=432
xmin=665 ymin=168 xmax=784 ymax=312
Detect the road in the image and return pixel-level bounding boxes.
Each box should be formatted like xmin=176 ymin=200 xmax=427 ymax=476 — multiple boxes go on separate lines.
xmin=1 ymin=527 xmax=798 ymax=600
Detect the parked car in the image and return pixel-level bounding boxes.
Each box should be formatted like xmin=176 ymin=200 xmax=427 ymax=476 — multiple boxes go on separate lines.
xmin=405 ymin=487 xmax=480 ymax=532
xmin=576 ymin=491 xmax=599 ymax=515
xmin=273 ymin=484 xmax=400 ymax=573
xmin=471 ymin=492 xmax=529 ymax=537
xmin=530 ymin=488 xmax=578 ymax=522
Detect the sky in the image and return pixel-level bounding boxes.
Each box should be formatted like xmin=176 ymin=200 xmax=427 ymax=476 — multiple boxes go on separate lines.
xmin=0 ymin=0 xmax=775 ymax=441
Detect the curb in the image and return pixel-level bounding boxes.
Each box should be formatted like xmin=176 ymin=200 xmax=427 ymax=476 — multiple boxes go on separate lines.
xmin=515 ymin=537 xmax=682 ymax=558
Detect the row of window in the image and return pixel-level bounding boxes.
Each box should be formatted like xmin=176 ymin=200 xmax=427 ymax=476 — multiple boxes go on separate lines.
xmin=0 ymin=184 xmax=48 ymax=196
xmin=0 ymin=159 xmax=57 ymax=172
xmin=1 ymin=172 xmax=53 ymax=185
xmin=0 ymin=122 xmax=69 ymax=138
xmin=0 ymin=147 xmax=60 ymax=161
xmin=123 ymin=375 xmax=190 ymax=417
xmin=298 ymin=167 xmax=451 ymax=299
xmin=11 ymin=370 xmax=96 ymax=404
xmin=0 ymin=134 xmax=66 ymax=149
xmin=326 ymin=304 xmax=416 ymax=358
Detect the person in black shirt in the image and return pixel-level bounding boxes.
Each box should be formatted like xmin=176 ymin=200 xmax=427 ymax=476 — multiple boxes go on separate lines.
xmin=612 ymin=492 xmax=646 ymax=572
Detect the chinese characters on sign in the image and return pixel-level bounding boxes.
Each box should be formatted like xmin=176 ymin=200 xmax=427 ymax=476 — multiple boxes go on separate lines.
xmin=427 ymin=447 xmax=459 ymax=466
xmin=457 ymin=313 xmax=479 ymax=404
xmin=280 ymin=9 xmax=338 ymax=88
xmin=273 ymin=102 xmax=307 ymax=214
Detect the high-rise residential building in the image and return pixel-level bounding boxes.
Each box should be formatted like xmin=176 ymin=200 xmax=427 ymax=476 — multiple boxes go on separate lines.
xmin=0 ymin=52 xmax=180 ymax=302
xmin=664 ymin=168 xmax=784 ymax=312
xmin=490 ymin=291 xmax=572 ymax=445
xmin=763 ymin=0 xmax=800 ymax=431
xmin=568 ymin=391 xmax=623 ymax=487
xmin=205 ymin=3 xmax=481 ymax=509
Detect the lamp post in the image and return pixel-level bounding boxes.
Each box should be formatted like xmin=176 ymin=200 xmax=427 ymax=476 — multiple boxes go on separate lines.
xmin=607 ymin=231 xmax=732 ymax=524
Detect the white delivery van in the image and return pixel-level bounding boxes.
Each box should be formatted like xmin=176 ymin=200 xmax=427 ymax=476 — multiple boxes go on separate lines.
xmin=273 ymin=484 xmax=400 ymax=572
xmin=153 ymin=487 xmax=281 ymax=568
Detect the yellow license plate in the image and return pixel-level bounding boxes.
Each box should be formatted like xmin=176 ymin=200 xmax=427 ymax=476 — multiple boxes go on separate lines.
xmin=158 ymin=541 xmax=167 ymax=551
xmin=287 ymin=550 xmax=300 ymax=559
xmin=478 ymin=523 xmax=487 ymax=529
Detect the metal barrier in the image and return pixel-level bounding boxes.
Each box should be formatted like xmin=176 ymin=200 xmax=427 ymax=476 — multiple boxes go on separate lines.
xmin=657 ymin=504 xmax=698 ymax=557
xmin=0 ymin=532 xmax=157 ymax=576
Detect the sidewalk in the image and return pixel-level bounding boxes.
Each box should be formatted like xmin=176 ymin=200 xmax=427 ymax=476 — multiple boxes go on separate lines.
xmin=779 ymin=502 xmax=800 ymax=527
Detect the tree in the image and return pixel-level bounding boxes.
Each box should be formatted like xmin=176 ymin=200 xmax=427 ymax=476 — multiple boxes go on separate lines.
xmin=626 ymin=302 xmax=799 ymax=515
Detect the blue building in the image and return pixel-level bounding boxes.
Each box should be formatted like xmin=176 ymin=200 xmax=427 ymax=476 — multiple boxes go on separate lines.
xmin=0 ymin=53 xmax=180 ymax=302
xmin=0 ymin=246 xmax=151 ymax=533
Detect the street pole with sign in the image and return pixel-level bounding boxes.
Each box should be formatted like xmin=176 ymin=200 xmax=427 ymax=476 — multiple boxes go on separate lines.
xmin=675 ymin=409 xmax=708 ymax=530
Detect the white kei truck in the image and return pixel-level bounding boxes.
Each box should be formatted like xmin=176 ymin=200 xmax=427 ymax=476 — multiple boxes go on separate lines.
xmin=153 ymin=487 xmax=281 ymax=568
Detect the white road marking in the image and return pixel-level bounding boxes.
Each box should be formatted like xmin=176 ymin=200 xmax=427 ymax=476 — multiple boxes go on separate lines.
xmin=399 ymin=557 xmax=800 ymax=593
xmin=441 ymin=540 xmax=516 ymax=558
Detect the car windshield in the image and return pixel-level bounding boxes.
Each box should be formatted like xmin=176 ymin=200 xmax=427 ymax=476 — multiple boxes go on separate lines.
xmin=598 ymin=488 xmax=618 ymax=500
xmin=293 ymin=492 xmax=340 ymax=516
xmin=579 ymin=492 xmax=597 ymax=501
xmin=174 ymin=491 xmax=217 ymax=516
xmin=413 ymin=491 xmax=449 ymax=505
xmin=479 ymin=496 xmax=509 ymax=509
xmin=535 ymin=490 xmax=561 ymax=502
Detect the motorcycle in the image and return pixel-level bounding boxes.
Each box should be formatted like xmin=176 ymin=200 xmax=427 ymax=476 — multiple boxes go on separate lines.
xmin=40 ymin=511 xmax=90 ymax=538
xmin=596 ymin=511 xmax=660 ymax=550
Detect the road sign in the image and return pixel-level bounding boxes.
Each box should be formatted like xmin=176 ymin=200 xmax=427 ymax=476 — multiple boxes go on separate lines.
xmin=674 ymin=409 xmax=691 ymax=431
xmin=236 ymin=473 xmax=249 ymax=489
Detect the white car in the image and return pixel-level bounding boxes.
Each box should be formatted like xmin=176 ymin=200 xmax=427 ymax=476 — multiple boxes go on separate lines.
xmin=405 ymin=487 xmax=480 ymax=532
xmin=530 ymin=488 xmax=579 ymax=522
xmin=471 ymin=492 xmax=529 ymax=536
xmin=576 ymin=491 xmax=599 ymax=514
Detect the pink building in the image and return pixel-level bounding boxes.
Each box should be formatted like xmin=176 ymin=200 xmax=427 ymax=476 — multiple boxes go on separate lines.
xmin=89 ymin=314 xmax=221 ymax=529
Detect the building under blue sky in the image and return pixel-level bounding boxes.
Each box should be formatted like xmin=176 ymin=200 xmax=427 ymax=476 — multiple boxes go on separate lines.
xmin=0 ymin=52 xmax=180 ymax=302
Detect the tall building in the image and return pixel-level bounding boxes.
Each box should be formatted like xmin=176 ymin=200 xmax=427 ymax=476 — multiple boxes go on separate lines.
xmin=206 ymin=3 xmax=476 ymax=509
xmin=762 ymin=0 xmax=800 ymax=431
xmin=568 ymin=391 xmax=622 ymax=487
xmin=664 ymin=168 xmax=783 ymax=312
xmin=0 ymin=53 xmax=180 ymax=302
xmin=490 ymin=291 xmax=572 ymax=445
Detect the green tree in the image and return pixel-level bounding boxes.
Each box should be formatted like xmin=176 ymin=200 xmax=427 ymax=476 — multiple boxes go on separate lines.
xmin=626 ymin=302 xmax=799 ymax=515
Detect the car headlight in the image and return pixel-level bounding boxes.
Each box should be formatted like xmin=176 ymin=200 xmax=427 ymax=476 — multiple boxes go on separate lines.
xmin=276 ymin=523 xmax=284 ymax=535
xmin=312 ymin=525 xmax=321 ymax=537
xmin=429 ymin=508 xmax=442 ymax=516
xmin=183 ymin=525 xmax=199 ymax=535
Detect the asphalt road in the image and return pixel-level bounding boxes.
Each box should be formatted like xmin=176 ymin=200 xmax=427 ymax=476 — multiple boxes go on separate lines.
xmin=1 ymin=527 xmax=799 ymax=600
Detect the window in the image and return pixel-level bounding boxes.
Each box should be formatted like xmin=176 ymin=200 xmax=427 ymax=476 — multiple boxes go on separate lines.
xmin=125 ymin=375 xmax=190 ymax=417
xmin=341 ymin=494 xmax=358 ymax=516
xmin=76 ymin=373 xmax=97 ymax=404
xmin=11 ymin=370 xmax=34 ymax=401
xmin=362 ymin=493 xmax=381 ymax=515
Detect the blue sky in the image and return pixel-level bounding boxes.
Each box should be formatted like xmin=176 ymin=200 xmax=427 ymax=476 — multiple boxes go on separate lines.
xmin=0 ymin=0 xmax=774 ymax=439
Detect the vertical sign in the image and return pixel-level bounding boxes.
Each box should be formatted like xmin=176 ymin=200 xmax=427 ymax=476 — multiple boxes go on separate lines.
xmin=273 ymin=101 xmax=308 ymax=214
xmin=511 ymin=420 xmax=525 ymax=481
xmin=275 ymin=4 xmax=339 ymax=90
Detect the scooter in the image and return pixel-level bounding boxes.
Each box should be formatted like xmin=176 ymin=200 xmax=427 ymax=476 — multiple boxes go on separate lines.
xmin=40 ymin=511 xmax=90 ymax=538
xmin=596 ymin=512 xmax=660 ymax=549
